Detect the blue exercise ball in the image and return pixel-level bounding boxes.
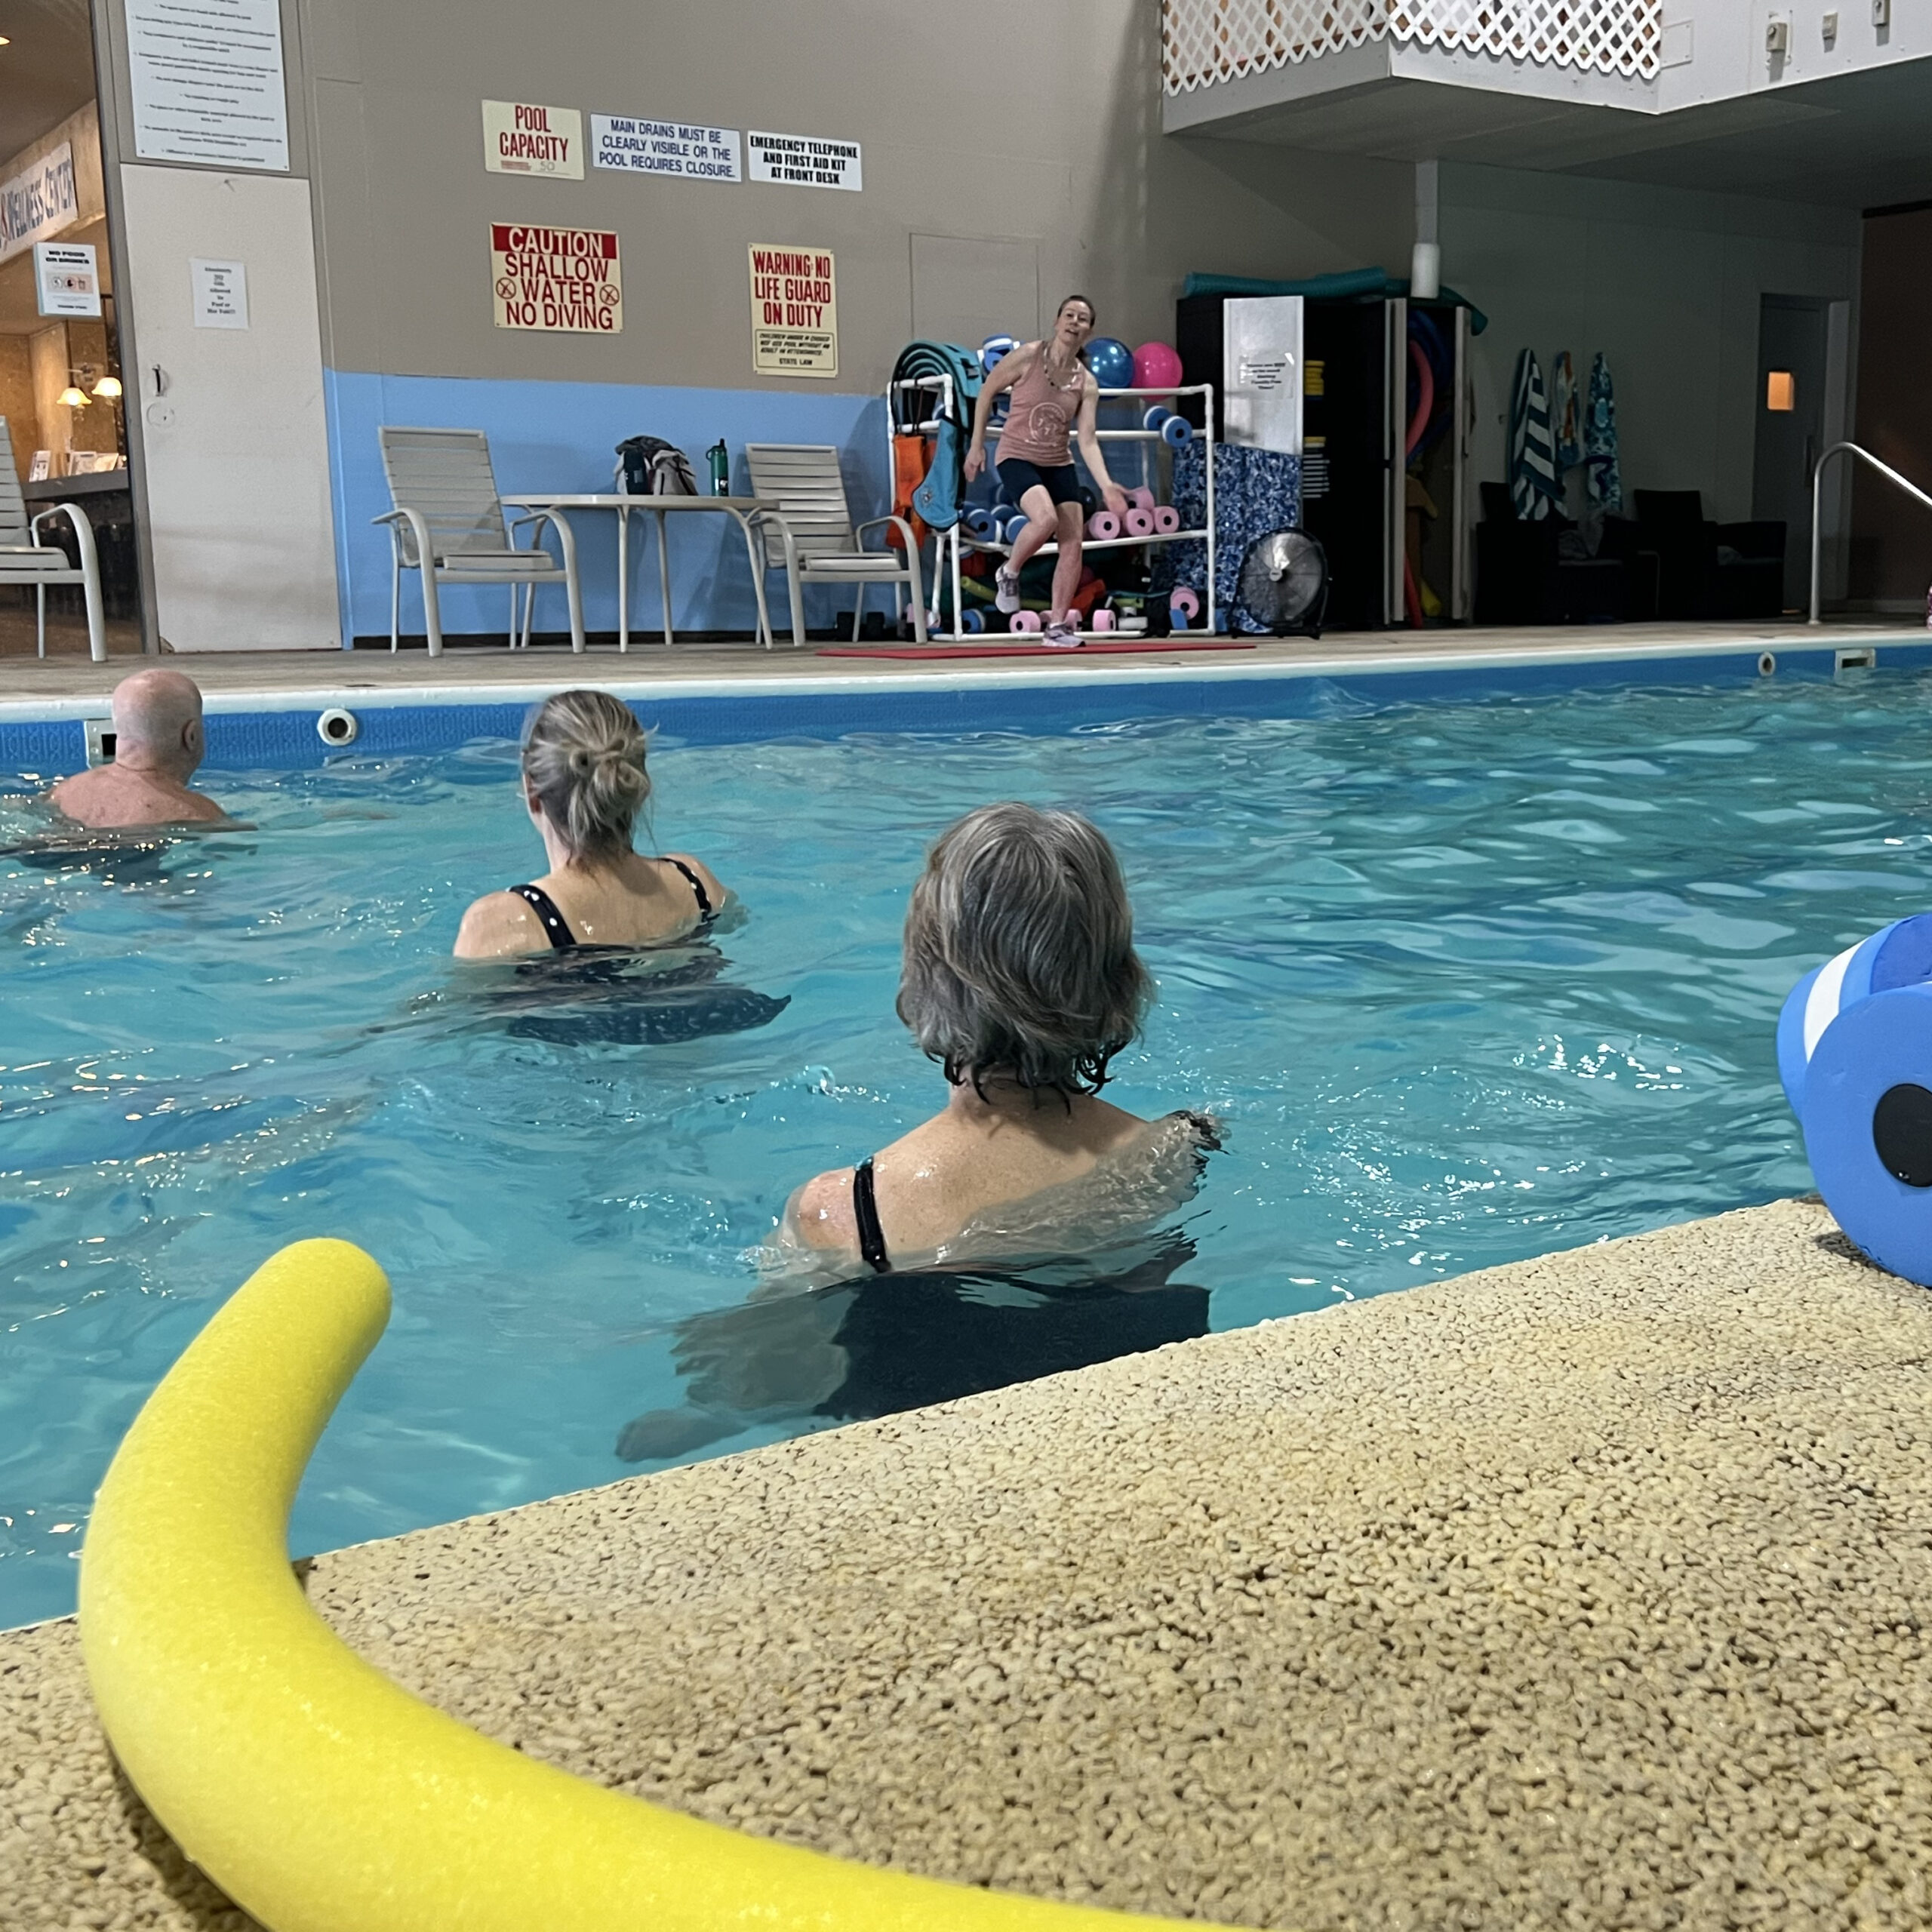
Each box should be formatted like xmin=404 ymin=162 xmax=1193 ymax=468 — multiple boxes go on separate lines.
xmin=980 ymin=334 xmax=1017 ymax=376
xmin=1802 ymin=984 xmax=1932 ymax=1285
xmin=1778 ymin=913 xmax=1932 ymax=1114
xmin=1084 ymin=337 xmax=1134 ymax=390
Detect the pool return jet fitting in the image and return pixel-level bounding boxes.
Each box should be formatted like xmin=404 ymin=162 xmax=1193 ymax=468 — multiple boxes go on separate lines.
xmin=80 ymin=1240 xmax=1241 ymax=1932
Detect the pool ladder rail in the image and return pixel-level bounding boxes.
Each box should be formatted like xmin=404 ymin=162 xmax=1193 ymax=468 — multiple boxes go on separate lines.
xmin=1809 ymin=441 xmax=1932 ymax=626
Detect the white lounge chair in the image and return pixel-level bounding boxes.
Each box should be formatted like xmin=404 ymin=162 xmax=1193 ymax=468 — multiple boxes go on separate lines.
xmin=746 ymin=444 xmax=925 ymax=649
xmin=376 ymin=426 xmax=584 ymax=656
xmin=0 ymin=418 xmax=106 ymax=661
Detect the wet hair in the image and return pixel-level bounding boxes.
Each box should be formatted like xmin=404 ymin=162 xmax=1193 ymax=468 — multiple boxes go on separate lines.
xmin=1055 ymin=294 xmax=1096 ymax=326
xmin=520 ymin=689 xmax=650 ymax=863
xmin=897 ymin=802 xmax=1151 ymax=1097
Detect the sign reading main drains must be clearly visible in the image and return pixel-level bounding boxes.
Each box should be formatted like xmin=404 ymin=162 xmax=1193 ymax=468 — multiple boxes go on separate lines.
xmin=749 ymin=245 xmax=837 ymax=378
xmin=493 ymin=225 xmax=622 ymax=334
xmin=746 ymin=131 xmax=861 ymax=192
xmin=591 ymin=115 xmax=740 ymax=180
xmin=481 ymin=100 xmax=583 ymax=178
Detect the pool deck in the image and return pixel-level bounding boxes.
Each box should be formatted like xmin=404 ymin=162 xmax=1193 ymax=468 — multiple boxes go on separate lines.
xmin=6 ymin=1194 xmax=1932 ymax=1930
xmin=0 ymin=616 xmax=1919 ymax=711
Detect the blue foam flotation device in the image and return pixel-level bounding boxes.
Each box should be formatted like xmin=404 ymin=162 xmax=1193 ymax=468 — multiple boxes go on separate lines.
xmin=1779 ymin=913 xmax=1932 ymax=1284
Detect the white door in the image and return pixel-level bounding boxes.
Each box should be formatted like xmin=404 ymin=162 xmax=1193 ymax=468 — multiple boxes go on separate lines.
xmin=119 ymin=166 xmax=340 ymax=651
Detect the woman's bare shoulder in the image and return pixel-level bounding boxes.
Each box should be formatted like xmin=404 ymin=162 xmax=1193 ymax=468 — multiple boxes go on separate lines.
xmin=660 ymin=851 xmax=726 ymax=908
xmin=453 ymin=890 xmax=546 ymax=959
xmin=789 ymin=1168 xmax=860 ymax=1251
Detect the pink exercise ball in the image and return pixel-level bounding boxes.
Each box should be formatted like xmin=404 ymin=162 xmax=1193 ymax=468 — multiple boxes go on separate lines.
xmin=1133 ymin=340 xmax=1183 ymax=392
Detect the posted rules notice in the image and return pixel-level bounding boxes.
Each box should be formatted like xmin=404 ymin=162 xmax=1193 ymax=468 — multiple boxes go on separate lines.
xmin=492 ymin=224 xmax=622 ymax=334
xmin=748 ymin=244 xmax=836 ymax=378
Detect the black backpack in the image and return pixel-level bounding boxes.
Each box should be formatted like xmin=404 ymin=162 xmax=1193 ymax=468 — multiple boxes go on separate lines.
xmin=614 ymin=435 xmax=697 ymax=497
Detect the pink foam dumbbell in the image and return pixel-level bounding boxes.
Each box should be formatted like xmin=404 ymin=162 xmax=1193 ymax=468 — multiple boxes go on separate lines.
xmin=1090 ymin=608 xmax=1116 ymax=633
xmin=1152 ymin=505 xmax=1181 ymax=534
xmin=1124 ymin=507 xmax=1155 ymax=538
xmin=1088 ymin=509 xmax=1121 ymax=540
xmin=1169 ymin=586 xmax=1201 ymax=628
xmin=1009 ymin=609 xmax=1042 ymax=632
xmin=1127 ymin=485 xmax=1156 ymax=513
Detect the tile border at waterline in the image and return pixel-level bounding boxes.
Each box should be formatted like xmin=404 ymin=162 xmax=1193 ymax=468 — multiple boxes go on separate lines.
xmin=0 ymin=633 xmax=1919 ymax=773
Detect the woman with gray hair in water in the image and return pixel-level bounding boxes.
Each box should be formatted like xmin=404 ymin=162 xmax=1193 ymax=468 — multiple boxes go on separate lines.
xmin=454 ymin=689 xmax=726 ymax=958
xmin=776 ymin=801 xmax=1215 ymax=1278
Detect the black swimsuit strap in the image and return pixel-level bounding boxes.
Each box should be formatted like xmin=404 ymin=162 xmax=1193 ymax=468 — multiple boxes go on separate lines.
xmin=851 ymin=1157 xmax=891 ymax=1274
xmin=657 ymin=855 xmax=713 ymax=918
xmin=509 ymin=883 xmax=577 ymax=949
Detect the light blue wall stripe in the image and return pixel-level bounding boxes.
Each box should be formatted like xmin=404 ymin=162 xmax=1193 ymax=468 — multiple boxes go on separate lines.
xmin=322 ymin=370 xmax=891 ymax=645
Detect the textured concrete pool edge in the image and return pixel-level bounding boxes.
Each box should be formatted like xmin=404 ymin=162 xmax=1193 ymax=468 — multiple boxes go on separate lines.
xmin=6 ymin=1195 xmax=1932 ymax=1931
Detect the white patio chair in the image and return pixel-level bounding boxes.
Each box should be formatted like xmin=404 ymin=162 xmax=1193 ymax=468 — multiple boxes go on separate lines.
xmin=745 ymin=445 xmax=925 ymax=649
xmin=375 ymin=426 xmax=584 ymax=657
xmin=0 ymin=418 xmax=106 ymax=662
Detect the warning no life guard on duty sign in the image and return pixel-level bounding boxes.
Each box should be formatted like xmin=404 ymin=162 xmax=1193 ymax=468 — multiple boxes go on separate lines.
xmin=749 ymin=245 xmax=836 ymax=378
xmin=493 ymin=225 xmax=621 ymax=334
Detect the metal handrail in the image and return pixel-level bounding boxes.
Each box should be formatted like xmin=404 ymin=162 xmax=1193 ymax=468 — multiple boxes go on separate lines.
xmin=1811 ymin=440 xmax=1932 ymax=624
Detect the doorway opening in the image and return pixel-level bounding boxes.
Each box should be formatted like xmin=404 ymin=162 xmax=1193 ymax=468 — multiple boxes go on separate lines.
xmin=1752 ymin=294 xmax=1837 ymax=615
xmin=0 ymin=0 xmax=143 ymax=657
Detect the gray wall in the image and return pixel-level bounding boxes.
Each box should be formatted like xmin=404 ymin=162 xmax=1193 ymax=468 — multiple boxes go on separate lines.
xmin=297 ymin=0 xmax=1415 ymax=389
xmin=1441 ymin=164 xmax=1862 ymax=525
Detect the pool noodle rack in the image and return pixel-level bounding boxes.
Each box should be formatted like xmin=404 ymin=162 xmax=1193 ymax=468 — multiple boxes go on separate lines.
xmin=886 ymin=375 xmax=1217 ymax=643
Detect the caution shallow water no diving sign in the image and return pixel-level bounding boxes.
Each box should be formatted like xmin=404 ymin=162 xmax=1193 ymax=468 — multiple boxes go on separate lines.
xmin=491 ymin=224 xmax=622 ymax=334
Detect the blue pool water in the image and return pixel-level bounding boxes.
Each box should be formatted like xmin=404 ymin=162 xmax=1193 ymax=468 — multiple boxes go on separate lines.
xmin=4 ymin=671 xmax=1930 ymax=1627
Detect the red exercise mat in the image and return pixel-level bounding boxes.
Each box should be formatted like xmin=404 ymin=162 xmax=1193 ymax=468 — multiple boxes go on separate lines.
xmin=816 ymin=638 xmax=1256 ymax=660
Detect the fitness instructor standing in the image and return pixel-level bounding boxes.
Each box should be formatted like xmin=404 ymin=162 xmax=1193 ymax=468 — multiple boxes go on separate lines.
xmin=964 ymin=295 xmax=1129 ymax=648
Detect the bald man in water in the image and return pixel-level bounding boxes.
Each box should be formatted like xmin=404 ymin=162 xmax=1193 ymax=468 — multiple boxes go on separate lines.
xmin=48 ymin=669 xmax=226 ymax=829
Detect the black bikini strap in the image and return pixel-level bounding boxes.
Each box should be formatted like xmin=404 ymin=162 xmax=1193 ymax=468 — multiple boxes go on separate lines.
xmin=659 ymin=855 xmax=713 ymax=918
xmin=851 ymin=1157 xmax=891 ymax=1274
xmin=510 ymin=883 xmax=576 ymax=949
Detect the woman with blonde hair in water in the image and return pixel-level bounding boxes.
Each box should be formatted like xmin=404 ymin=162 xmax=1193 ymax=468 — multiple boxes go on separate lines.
xmin=454 ymin=689 xmax=726 ymax=958
xmin=964 ymin=296 xmax=1131 ymax=649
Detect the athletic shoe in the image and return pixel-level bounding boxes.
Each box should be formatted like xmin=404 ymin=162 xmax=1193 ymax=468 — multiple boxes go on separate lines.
xmin=994 ymin=567 xmax=1022 ymax=614
xmin=1041 ymin=620 xmax=1081 ymax=650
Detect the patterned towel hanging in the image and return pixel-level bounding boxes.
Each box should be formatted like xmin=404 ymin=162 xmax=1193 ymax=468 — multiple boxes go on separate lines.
xmin=1509 ymin=349 xmax=1559 ymax=522
xmin=1551 ymin=350 xmax=1583 ymax=478
xmin=1585 ymin=353 xmax=1623 ymax=514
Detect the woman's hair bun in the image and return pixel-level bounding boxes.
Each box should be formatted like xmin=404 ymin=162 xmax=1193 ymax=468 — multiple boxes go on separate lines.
xmin=521 ymin=690 xmax=652 ymax=860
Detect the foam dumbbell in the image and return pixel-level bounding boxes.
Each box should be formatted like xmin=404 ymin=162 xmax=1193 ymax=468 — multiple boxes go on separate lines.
xmin=1091 ymin=608 xmax=1116 ymax=633
xmin=1003 ymin=515 xmax=1032 ymax=546
xmin=1009 ymin=610 xmax=1042 ymax=633
xmin=1143 ymin=406 xmax=1173 ymax=435
xmin=1161 ymin=414 xmax=1194 ymax=447
xmin=961 ymin=506 xmax=997 ymax=542
xmin=1124 ymin=507 xmax=1155 ymax=538
xmin=1153 ymin=505 xmax=1181 ymax=534
xmin=1088 ymin=509 xmax=1121 ymax=541
xmin=1169 ymin=586 xmax=1201 ymax=628
xmin=1127 ymin=486 xmax=1157 ymax=513
xmin=960 ymin=608 xmax=985 ymax=633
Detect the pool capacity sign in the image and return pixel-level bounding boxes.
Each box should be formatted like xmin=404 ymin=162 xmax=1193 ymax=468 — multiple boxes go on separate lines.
xmin=749 ymin=245 xmax=836 ymax=379
xmin=481 ymin=100 xmax=583 ymax=177
xmin=493 ymin=225 xmax=621 ymax=334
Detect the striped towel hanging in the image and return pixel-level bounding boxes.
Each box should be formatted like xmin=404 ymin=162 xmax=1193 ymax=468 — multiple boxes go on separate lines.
xmin=1509 ymin=349 xmax=1559 ymax=522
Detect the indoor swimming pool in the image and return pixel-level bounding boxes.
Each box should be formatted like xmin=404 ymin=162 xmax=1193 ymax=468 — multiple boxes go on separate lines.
xmin=4 ymin=668 xmax=1928 ymax=1626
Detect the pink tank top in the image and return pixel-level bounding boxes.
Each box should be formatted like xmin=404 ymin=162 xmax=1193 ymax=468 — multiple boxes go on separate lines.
xmin=995 ymin=346 xmax=1088 ymax=468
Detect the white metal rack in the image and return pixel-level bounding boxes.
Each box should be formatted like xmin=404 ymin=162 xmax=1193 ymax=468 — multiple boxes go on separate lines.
xmin=885 ymin=374 xmax=1218 ymax=641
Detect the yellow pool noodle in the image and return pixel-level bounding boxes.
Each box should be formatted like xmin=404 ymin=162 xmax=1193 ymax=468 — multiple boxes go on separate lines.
xmin=78 ymin=1238 xmax=1238 ymax=1932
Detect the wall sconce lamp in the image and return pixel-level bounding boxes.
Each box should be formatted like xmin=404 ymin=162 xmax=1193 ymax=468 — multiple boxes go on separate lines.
xmin=92 ymin=375 xmax=123 ymax=400
xmin=57 ymin=386 xmax=90 ymax=409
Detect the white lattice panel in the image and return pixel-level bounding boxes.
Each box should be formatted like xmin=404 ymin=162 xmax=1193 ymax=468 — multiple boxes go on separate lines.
xmin=1164 ymin=0 xmax=1661 ymax=91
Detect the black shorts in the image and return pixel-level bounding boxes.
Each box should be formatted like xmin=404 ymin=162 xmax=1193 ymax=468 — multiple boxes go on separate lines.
xmin=997 ymin=457 xmax=1084 ymax=509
